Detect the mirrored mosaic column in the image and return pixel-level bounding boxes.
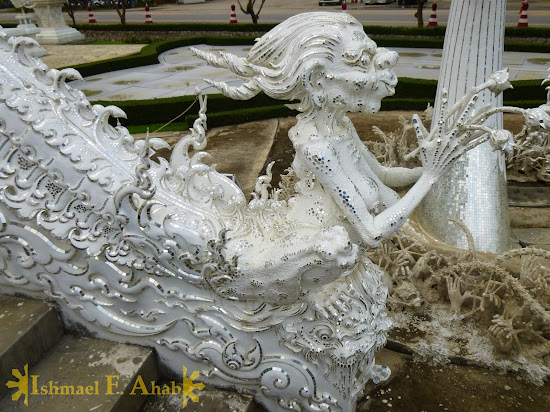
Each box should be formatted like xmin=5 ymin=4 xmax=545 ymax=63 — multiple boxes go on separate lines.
xmin=417 ymin=0 xmax=510 ymax=253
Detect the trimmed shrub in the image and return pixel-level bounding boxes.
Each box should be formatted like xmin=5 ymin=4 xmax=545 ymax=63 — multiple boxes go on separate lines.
xmin=74 ymin=23 xmax=278 ymax=33
xmin=185 ymin=105 xmax=298 ymax=129
xmin=94 ymin=93 xmax=290 ymax=127
xmin=62 ymin=36 xmax=257 ymax=77
xmin=71 ymin=24 xmax=550 ymax=39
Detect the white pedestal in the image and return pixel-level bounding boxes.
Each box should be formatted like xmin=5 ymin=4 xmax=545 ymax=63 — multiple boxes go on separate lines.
xmin=36 ymin=26 xmax=84 ymax=44
xmin=11 ymin=0 xmax=84 ymax=45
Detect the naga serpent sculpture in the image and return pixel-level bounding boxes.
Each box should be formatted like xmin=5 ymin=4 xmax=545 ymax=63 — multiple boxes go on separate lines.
xmin=0 ymin=12 xmax=544 ymax=412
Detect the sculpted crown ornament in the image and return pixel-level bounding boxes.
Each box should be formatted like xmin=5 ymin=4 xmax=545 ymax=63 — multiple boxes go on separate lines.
xmin=0 ymin=13 xmax=544 ymax=411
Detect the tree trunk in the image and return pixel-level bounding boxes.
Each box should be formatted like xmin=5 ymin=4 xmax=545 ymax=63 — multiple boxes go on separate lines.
xmin=237 ymin=0 xmax=266 ymax=24
xmin=115 ymin=0 xmax=127 ymax=24
xmin=416 ymin=0 xmax=426 ymax=27
xmin=64 ymin=3 xmax=76 ymax=25
xmin=416 ymin=0 xmax=510 ymax=253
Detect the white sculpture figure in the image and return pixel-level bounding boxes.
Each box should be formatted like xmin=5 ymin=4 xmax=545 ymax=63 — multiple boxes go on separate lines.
xmin=10 ymin=0 xmax=84 ymax=44
xmin=190 ymin=12 xmax=507 ymax=303
xmin=0 ymin=13 xmax=541 ymax=412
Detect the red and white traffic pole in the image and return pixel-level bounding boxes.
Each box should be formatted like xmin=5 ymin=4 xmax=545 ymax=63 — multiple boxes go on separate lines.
xmin=518 ymin=1 xmax=528 ymax=28
xmin=88 ymin=5 xmax=96 ymax=24
xmin=230 ymin=4 xmax=238 ymax=24
xmin=145 ymin=3 xmax=153 ymax=24
xmin=428 ymin=3 xmax=438 ymax=27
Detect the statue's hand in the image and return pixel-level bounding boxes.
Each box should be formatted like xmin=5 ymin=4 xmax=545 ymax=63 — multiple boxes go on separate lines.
xmin=416 ymin=133 xmax=475 ymax=180
xmin=405 ymin=91 xmax=497 ymax=180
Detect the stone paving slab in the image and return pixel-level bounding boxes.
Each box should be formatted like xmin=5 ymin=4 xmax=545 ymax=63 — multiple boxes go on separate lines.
xmin=41 ymin=44 xmax=146 ymax=70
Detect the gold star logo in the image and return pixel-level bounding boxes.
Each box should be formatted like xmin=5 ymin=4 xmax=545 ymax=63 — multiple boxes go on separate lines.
xmin=6 ymin=364 xmax=29 ymax=406
xmin=181 ymin=365 xmax=204 ymax=408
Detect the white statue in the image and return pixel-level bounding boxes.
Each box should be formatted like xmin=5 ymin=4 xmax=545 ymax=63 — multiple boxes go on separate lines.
xmin=0 ymin=12 xmax=543 ymax=412
xmin=191 ymin=12 xmax=511 ymax=304
xmin=10 ymin=0 xmax=84 ymax=44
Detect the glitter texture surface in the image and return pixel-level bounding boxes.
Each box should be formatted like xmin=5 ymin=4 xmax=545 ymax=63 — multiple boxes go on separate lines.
xmin=417 ymin=0 xmax=511 ymax=253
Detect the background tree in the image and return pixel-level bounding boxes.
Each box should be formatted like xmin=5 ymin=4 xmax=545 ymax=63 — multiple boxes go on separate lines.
xmin=415 ymin=0 xmax=427 ymax=27
xmin=62 ymin=0 xmax=77 ymax=26
xmin=237 ymin=0 xmax=266 ymax=24
xmin=114 ymin=0 xmax=129 ymax=25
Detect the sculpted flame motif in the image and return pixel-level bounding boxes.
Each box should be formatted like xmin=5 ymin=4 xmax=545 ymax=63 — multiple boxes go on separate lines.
xmin=0 ymin=13 xmax=543 ymax=411
xmin=182 ymin=366 xmax=204 ymax=408
xmin=6 ymin=364 xmax=29 ymax=406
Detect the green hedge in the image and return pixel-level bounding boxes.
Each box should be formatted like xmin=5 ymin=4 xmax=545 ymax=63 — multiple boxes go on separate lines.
xmin=126 ymin=105 xmax=298 ymax=134
xmin=120 ymin=97 xmax=545 ymax=131
xmin=93 ymin=78 xmax=547 ymax=129
xmin=371 ymin=38 xmax=550 ymax=53
xmin=503 ymin=79 xmax=548 ymax=101
xmin=505 ymin=41 xmax=550 ymax=53
xmin=66 ymin=33 xmax=550 ymax=79
xmin=185 ymin=105 xmax=297 ymax=129
xmin=73 ymin=23 xmax=550 ymax=39
xmin=74 ymin=23 xmax=278 ymax=33
xmin=93 ymin=92 xmax=289 ymax=127
xmin=504 ymin=26 xmax=550 ymax=38
xmin=394 ymin=78 xmax=548 ymax=102
xmin=61 ymin=36 xmax=257 ymax=77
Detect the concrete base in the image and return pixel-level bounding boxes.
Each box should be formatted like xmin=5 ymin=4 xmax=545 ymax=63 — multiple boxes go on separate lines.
xmin=36 ymin=26 xmax=84 ymax=45
xmin=15 ymin=23 xmax=40 ymax=37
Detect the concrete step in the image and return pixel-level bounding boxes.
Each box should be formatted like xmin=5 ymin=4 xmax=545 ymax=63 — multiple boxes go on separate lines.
xmin=0 ymin=334 xmax=157 ymax=411
xmin=509 ymin=206 xmax=550 ymax=228
xmin=140 ymin=383 xmax=267 ymax=412
xmin=512 ymin=227 xmax=550 ymax=248
xmin=508 ymin=185 xmax=550 ymax=208
xmin=0 ymin=296 xmax=64 ymax=401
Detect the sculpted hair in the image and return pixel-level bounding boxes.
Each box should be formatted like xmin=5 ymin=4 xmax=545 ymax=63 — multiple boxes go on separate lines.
xmin=191 ymin=12 xmax=363 ymax=111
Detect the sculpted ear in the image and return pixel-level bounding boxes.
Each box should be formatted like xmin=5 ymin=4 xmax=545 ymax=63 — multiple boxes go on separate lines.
xmin=304 ymin=62 xmax=326 ymax=108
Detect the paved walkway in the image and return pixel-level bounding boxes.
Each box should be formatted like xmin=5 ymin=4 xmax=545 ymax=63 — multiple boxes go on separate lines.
xmin=41 ymin=44 xmax=146 ymax=70
xmin=53 ymin=44 xmax=550 ymax=102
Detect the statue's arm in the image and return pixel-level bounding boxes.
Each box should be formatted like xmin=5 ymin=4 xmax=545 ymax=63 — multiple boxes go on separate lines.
xmin=368 ymin=154 xmax=422 ymax=188
xmin=378 ymin=165 xmax=423 ymax=188
xmin=298 ymin=141 xmax=433 ymax=248
xmin=301 ymin=118 xmax=484 ymax=248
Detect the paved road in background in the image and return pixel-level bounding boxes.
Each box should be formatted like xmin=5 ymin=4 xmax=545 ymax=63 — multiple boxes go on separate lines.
xmin=0 ymin=0 xmax=549 ymax=26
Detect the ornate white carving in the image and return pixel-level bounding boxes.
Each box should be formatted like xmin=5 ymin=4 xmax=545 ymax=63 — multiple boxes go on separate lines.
xmin=0 ymin=13 xmax=544 ymax=411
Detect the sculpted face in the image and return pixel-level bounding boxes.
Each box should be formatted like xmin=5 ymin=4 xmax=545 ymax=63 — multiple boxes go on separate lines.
xmin=311 ymin=29 xmax=398 ymax=114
